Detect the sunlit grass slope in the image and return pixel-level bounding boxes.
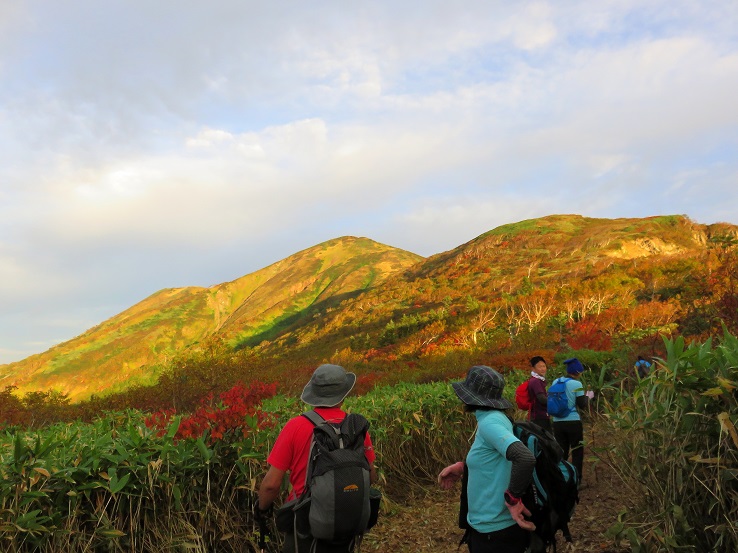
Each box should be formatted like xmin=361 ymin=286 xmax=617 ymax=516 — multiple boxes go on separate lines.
xmin=0 ymin=237 xmax=422 ymax=400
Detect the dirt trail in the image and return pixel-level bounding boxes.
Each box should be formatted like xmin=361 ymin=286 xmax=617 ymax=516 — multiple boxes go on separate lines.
xmin=362 ymin=427 xmax=632 ymax=552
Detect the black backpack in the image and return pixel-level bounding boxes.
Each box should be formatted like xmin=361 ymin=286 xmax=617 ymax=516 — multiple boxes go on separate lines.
xmin=296 ymin=411 xmax=373 ymax=544
xmin=457 ymin=421 xmax=578 ymax=552
xmin=513 ymin=421 xmax=579 ymax=552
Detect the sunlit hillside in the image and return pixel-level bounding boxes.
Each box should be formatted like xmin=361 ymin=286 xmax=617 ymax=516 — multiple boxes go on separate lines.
xmin=0 ymin=237 xmax=422 ymax=399
xmin=2 ymin=214 xmax=737 ymax=406
xmin=256 ymin=214 xmax=738 ymax=361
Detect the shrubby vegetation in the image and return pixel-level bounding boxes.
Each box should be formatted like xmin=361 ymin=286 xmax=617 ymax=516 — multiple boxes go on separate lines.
xmin=0 ymin=380 xmax=480 ymax=552
xmin=2 ymin=331 xmax=735 ymax=552
xmin=0 ymin=384 xmax=278 ymax=552
xmin=600 ymin=331 xmax=738 ymax=552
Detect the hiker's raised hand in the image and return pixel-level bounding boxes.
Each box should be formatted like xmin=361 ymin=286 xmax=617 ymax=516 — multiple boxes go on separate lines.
xmin=437 ymin=461 xmax=464 ymax=489
xmin=505 ymin=499 xmax=535 ymax=531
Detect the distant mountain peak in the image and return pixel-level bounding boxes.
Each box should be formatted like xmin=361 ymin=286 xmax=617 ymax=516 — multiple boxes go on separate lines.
xmin=0 ymin=236 xmax=422 ymax=400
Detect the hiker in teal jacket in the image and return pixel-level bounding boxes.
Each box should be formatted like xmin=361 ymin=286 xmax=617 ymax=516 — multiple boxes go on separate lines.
xmin=549 ymin=358 xmax=593 ymax=485
xmin=438 ymin=366 xmax=536 ymax=553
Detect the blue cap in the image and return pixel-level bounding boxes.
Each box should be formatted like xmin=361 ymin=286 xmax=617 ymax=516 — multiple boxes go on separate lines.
xmin=564 ymin=358 xmax=584 ymax=374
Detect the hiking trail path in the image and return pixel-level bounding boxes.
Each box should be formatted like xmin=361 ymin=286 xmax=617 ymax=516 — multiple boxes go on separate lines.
xmin=363 ymin=425 xmax=632 ymax=552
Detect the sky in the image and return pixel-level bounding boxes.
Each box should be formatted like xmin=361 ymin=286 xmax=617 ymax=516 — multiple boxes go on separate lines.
xmin=1 ymin=1 xmax=737 ymax=365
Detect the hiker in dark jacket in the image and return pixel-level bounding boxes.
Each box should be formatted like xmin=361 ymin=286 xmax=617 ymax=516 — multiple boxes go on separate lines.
xmin=256 ymin=364 xmax=378 ymax=553
xmin=527 ymin=356 xmax=551 ymax=431
xmin=438 ymin=365 xmax=536 ymax=553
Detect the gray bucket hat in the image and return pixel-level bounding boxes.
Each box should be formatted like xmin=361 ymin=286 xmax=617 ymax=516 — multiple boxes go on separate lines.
xmin=301 ymin=364 xmax=357 ymax=407
xmin=452 ymin=365 xmax=513 ymax=410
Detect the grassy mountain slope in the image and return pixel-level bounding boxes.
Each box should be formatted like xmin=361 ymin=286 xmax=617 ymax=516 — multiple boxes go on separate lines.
xmin=256 ymin=214 xmax=737 ymax=361
xmin=0 ymin=237 xmax=422 ymax=399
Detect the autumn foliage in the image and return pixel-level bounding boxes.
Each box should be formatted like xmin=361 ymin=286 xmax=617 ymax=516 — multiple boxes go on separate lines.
xmin=144 ymin=381 xmax=277 ymax=443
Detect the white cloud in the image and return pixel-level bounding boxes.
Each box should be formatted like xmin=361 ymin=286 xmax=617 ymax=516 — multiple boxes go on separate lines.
xmin=1 ymin=0 xmax=737 ymax=363
xmin=509 ymin=2 xmax=558 ymax=50
xmin=586 ymin=154 xmax=632 ymax=179
xmin=186 ymin=129 xmax=236 ymax=149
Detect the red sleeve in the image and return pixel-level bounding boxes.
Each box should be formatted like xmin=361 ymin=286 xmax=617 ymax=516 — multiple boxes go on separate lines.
xmin=267 ymin=417 xmax=300 ymax=472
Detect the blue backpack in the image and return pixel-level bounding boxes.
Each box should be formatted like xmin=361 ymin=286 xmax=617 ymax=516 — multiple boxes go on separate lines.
xmin=547 ymin=378 xmax=572 ymax=418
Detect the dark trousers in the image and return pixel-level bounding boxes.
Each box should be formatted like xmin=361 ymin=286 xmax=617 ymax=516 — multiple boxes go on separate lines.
xmin=553 ymin=419 xmax=584 ymax=482
xmin=467 ymin=524 xmax=529 ymax=553
xmin=282 ymin=533 xmax=355 ymax=553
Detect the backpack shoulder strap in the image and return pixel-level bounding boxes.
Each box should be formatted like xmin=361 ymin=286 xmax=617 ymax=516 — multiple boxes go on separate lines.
xmin=302 ymin=410 xmax=325 ymax=427
xmin=458 ymin=462 xmax=472 ymax=549
xmin=458 ymin=462 xmax=470 ymax=530
xmin=300 ymin=410 xmax=327 ymax=494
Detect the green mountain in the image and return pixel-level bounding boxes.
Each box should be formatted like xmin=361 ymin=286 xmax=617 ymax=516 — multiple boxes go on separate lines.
xmin=2 ymin=214 xmax=737 ymax=404
xmin=0 ymin=237 xmax=423 ymax=400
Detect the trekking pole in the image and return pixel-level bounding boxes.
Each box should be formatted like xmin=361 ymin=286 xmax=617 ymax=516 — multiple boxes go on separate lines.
xmin=587 ymin=387 xmax=598 ymax=485
xmin=254 ymin=500 xmax=269 ymax=553
xmin=258 ymin=515 xmax=267 ymax=553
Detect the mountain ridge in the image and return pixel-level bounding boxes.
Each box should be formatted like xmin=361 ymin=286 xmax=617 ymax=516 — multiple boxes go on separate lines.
xmin=248 ymin=214 xmax=737 ymax=362
xmin=0 ymin=236 xmax=422 ymax=399
xmin=2 ymin=214 xmax=737 ymax=402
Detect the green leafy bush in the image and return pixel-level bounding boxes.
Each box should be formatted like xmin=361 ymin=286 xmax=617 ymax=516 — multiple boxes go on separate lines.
xmin=602 ymin=330 xmax=738 ymax=552
xmin=0 ymin=409 xmax=275 ymax=552
xmin=348 ymin=382 xmax=474 ymax=497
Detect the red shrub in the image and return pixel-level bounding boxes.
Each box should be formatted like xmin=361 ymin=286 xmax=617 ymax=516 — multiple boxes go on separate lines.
xmin=353 ymin=372 xmax=383 ymax=395
xmin=145 ymin=381 xmax=278 ymax=443
xmin=484 ymin=351 xmax=557 ymax=374
xmin=566 ymin=319 xmax=612 ymax=351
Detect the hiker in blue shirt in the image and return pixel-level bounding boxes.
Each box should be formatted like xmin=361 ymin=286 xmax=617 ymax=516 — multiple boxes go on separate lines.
xmin=634 ymin=355 xmax=651 ymax=379
xmin=438 ymin=366 xmax=536 ymax=553
xmin=548 ymin=358 xmax=593 ymax=486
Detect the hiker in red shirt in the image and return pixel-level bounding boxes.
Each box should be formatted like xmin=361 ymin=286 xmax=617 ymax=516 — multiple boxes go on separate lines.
xmin=256 ymin=364 xmax=377 ymax=553
xmin=527 ymin=356 xmax=551 ymax=431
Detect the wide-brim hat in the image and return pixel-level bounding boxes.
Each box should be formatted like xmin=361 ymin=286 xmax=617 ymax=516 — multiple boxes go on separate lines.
xmin=452 ymin=365 xmax=513 ymax=410
xmin=301 ymin=364 xmax=357 ymax=407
